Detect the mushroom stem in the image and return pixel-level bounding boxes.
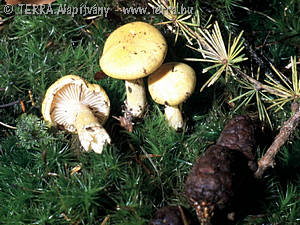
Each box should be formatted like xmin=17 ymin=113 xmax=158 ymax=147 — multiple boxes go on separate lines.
xmin=125 ymin=79 xmax=147 ymax=117
xmin=73 ymin=105 xmax=111 ymax=154
xmin=164 ymin=104 xmax=183 ymax=130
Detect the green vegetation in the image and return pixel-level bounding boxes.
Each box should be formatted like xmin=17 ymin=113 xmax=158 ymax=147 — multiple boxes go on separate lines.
xmin=0 ymin=0 xmax=299 ymax=224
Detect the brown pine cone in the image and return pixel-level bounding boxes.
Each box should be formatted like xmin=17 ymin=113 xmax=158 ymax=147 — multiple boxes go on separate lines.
xmin=185 ymin=116 xmax=257 ymax=224
xmin=216 ymin=115 xmax=256 ymax=160
xmin=185 ymin=145 xmax=235 ymax=224
xmin=149 ymin=206 xmax=194 ymax=225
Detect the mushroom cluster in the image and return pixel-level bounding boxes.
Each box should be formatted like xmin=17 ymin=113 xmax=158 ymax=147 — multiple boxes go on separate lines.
xmin=42 ymin=75 xmax=111 ymax=154
xmin=100 ymin=21 xmax=196 ymax=130
xmin=42 ymin=22 xmax=198 ymax=150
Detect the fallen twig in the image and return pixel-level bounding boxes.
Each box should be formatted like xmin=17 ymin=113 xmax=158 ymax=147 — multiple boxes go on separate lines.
xmin=256 ymin=33 xmax=300 ymax=49
xmin=255 ymin=102 xmax=300 ymax=178
xmin=128 ymin=141 xmax=151 ymax=175
xmin=140 ymin=146 xmax=165 ymax=204
xmin=0 ymin=121 xmax=17 ymax=129
xmin=100 ymin=215 xmax=110 ymax=225
xmin=178 ymin=205 xmax=189 ymax=225
xmin=140 ymin=146 xmax=159 ymax=175
xmin=139 ymin=154 xmax=161 ymax=160
xmin=0 ymin=100 xmax=20 ymax=109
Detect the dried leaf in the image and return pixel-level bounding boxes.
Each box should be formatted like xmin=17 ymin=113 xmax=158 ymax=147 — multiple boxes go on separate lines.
xmin=71 ymin=163 xmax=82 ymax=176
xmin=113 ymin=116 xmax=133 ymax=132
xmin=139 ymin=154 xmax=161 ymax=160
xmin=60 ymin=213 xmax=71 ymax=222
xmin=0 ymin=17 xmax=4 ymax=31
xmin=6 ymin=0 xmax=56 ymax=5
xmin=45 ymin=41 xmax=53 ymax=49
xmin=5 ymin=0 xmax=19 ymax=4
xmin=20 ymin=100 xmax=26 ymax=113
xmin=28 ymin=90 xmax=35 ymax=106
xmin=94 ymin=71 xmax=108 ymax=81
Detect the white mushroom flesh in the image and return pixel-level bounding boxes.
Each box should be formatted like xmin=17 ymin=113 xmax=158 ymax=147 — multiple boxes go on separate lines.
xmin=50 ymin=83 xmax=110 ymax=154
xmin=125 ymin=79 xmax=146 ymax=117
xmin=164 ymin=104 xmax=183 ymax=130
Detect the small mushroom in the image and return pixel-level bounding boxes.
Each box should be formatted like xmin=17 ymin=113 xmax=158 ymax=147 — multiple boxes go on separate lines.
xmin=42 ymin=75 xmax=111 ymax=154
xmin=148 ymin=62 xmax=196 ymax=130
xmin=100 ymin=21 xmax=167 ymax=118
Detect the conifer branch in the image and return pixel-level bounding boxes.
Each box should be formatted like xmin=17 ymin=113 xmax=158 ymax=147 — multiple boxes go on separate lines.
xmin=255 ymin=102 xmax=300 ymax=178
xmin=233 ymin=68 xmax=288 ymax=97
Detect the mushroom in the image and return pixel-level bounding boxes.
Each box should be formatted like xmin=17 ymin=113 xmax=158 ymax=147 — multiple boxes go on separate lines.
xmin=99 ymin=21 xmax=167 ymax=118
xmin=42 ymin=75 xmax=111 ymax=154
xmin=148 ymin=62 xmax=196 ymax=130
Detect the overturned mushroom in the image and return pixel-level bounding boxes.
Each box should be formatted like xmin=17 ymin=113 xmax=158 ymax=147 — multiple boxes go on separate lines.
xmin=148 ymin=62 xmax=196 ymax=130
xmin=100 ymin=21 xmax=167 ymax=118
xmin=42 ymin=75 xmax=111 ymax=154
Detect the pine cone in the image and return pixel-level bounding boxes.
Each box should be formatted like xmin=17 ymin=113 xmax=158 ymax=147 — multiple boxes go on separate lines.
xmin=149 ymin=206 xmax=194 ymax=225
xmin=185 ymin=116 xmax=257 ymax=224
xmin=216 ymin=115 xmax=256 ymax=160
xmin=185 ymin=145 xmax=235 ymax=224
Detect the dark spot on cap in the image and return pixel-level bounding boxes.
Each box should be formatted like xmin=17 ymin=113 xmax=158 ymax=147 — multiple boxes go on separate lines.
xmin=128 ymin=86 xmax=132 ymax=93
xmin=123 ymin=46 xmax=125 ymax=49
xmin=143 ymin=68 xmax=147 ymax=74
xmin=165 ymin=101 xmax=169 ymax=106
xmin=144 ymin=32 xmax=146 ymax=35
xmin=86 ymin=126 xmax=94 ymax=132
xmin=133 ymin=52 xmax=138 ymax=55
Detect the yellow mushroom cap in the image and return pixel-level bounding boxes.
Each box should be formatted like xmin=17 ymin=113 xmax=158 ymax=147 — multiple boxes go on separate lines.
xmin=99 ymin=21 xmax=167 ymax=80
xmin=42 ymin=75 xmax=110 ymax=132
xmin=148 ymin=62 xmax=196 ymax=106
